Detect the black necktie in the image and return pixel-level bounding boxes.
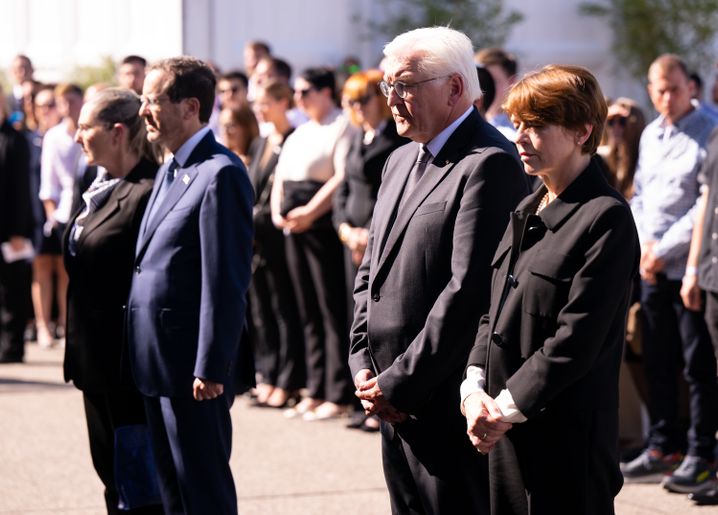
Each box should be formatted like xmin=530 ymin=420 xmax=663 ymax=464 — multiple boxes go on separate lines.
xmin=399 ymin=145 xmax=431 ymax=210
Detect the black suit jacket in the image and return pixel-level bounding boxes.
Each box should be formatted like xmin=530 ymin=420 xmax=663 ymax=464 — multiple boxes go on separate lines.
xmin=0 ymin=120 xmax=33 ymax=243
xmin=467 ymin=158 xmax=639 ymax=415
xmin=333 ymin=120 xmax=409 ymax=230
xmin=63 ymin=159 xmax=156 ymax=392
xmin=349 ymin=108 xmax=528 ymax=419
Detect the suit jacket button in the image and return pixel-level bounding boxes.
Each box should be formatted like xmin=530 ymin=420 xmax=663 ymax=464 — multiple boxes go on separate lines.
xmin=371 ymin=293 xmax=380 ymax=302
xmin=491 ymin=332 xmax=504 ymax=347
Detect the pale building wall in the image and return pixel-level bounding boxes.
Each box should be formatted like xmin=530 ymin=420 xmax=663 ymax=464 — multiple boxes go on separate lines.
xmin=1 ymin=0 xmax=687 ymax=112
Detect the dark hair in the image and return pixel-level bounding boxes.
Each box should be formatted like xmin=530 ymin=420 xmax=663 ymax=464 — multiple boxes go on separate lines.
xmin=689 ymin=71 xmax=703 ymax=90
xmin=220 ymin=70 xmax=249 ymax=90
xmin=475 ymin=48 xmax=518 ymax=78
xmin=148 ymin=56 xmax=217 ymax=123
xmin=260 ymin=57 xmax=292 ymax=83
xmin=476 ymin=65 xmax=495 ymax=112
xmin=300 ymin=67 xmax=336 ymax=99
xmin=122 ymin=55 xmax=147 ymax=67
xmin=504 ymin=64 xmax=607 ymax=155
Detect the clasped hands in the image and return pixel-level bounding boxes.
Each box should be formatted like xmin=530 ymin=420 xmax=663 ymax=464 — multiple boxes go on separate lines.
xmin=354 ymin=369 xmax=408 ymax=424
xmin=463 ymin=391 xmax=513 ymax=455
xmin=272 ymin=205 xmax=314 ymax=234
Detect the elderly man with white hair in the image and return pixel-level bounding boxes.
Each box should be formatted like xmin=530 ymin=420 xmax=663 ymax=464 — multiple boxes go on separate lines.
xmin=349 ymin=26 xmax=528 ymax=514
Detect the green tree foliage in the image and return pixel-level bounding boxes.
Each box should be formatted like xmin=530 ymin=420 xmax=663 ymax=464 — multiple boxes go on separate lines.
xmin=365 ymin=0 xmax=524 ymax=49
xmin=66 ymin=55 xmax=117 ymax=90
xmin=580 ymin=0 xmax=718 ymax=80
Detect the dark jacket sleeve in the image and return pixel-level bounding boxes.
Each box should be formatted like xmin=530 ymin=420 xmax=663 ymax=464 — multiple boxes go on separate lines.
xmin=5 ymin=127 xmax=34 ymax=240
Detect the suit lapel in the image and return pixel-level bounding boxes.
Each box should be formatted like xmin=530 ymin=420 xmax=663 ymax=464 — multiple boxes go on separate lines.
xmin=75 ymin=181 xmax=131 ymax=246
xmin=374 ymin=110 xmax=480 ymax=277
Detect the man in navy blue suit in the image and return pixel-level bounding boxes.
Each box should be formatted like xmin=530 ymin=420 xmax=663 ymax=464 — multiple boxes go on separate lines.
xmin=126 ymin=56 xmax=253 ymax=515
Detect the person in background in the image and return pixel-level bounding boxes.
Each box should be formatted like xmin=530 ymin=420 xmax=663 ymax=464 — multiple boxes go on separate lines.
xmin=0 ymin=85 xmax=34 ymax=363
xmin=475 ymin=47 xmax=518 ymax=140
xmin=244 ymin=40 xmax=271 ymax=102
xmin=271 ymin=67 xmax=356 ymax=421
xmin=247 ymin=82 xmax=305 ymax=408
xmin=334 ymin=69 xmax=409 ymax=431
xmin=474 ymin=65 xmax=496 ymax=119
xmin=219 ymin=105 xmax=259 ymax=166
xmin=36 ymin=82 xmax=84 ymax=349
xmin=116 ymin=55 xmax=147 ymax=95
xmin=254 ymin=56 xmax=309 ymax=134
xmin=63 ymin=87 xmax=161 ymax=514
xmin=217 ymin=71 xmax=249 ymax=110
xmin=8 ymin=55 xmax=34 ymax=126
xmin=597 ymin=97 xmax=646 ymax=199
xmin=689 ymin=72 xmax=718 ymax=122
xmin=622 ymin=53 xmax=718 ymax=495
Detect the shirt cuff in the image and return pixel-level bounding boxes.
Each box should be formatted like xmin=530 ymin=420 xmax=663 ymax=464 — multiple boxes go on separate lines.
xmin=459 ymin=366 xmax=527 ymax=423
xmin=494 ymin=388 xmax=528 ymax=423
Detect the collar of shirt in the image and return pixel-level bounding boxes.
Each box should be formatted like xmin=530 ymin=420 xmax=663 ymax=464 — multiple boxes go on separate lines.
xmin=171 ymin=125 xmax=212 ymax=168
xmin=425 ymin=106 xmax=474 ymax=158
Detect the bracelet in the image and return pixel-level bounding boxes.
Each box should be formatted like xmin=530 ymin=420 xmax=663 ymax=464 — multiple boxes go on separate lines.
xmin=685 ymin=266 xmax=698 ymax=277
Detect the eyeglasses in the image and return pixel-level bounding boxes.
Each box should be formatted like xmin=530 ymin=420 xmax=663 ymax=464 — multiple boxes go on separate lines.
xmin=36 ymin=102 xmax=56 ymax=109
xmin=607 ymin=116 xmax=627 ymax=127
xmin=348 ymin=94 xmax=373 ymax=108
xmin=140 ymin=94 xmax=170 ymax=107
xmin=295 ymin=87 xmax=315 ymax=98
xmin=379 ymin=76 xmax=448 ymax=99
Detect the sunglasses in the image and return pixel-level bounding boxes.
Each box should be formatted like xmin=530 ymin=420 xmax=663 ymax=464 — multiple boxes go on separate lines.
xmin=295 ymin=87 xmax=315 ymax=98
xmin=348 ymin=94 xmax=373 ymax=107
xmin=607 ymin=116 xmax=627 ymax=127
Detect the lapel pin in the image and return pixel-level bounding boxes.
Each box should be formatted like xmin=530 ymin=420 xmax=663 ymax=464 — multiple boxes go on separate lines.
xmin=182 ymin=174 xmax=190 ymax=185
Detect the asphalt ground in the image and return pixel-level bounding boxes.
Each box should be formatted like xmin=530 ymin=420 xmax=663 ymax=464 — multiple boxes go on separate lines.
xmin=0 ymin=343 xmax=716 ymax=514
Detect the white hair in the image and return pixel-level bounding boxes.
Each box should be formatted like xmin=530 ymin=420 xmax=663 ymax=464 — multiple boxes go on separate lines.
xmin=383 ymin=26 xmax=481 ymax=102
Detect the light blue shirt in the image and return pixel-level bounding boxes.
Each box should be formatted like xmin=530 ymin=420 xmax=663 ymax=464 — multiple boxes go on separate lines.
xmin=631 ymin=108 xmax=717 ymax=280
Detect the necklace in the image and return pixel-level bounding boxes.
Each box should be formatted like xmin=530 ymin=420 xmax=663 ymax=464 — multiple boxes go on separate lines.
xmin=536 ymin=192 xmax=550 ymax=214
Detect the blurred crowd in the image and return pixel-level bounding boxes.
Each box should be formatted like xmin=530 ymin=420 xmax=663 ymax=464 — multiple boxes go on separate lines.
xmin=2 ymin=36 xmax=718 ymax=508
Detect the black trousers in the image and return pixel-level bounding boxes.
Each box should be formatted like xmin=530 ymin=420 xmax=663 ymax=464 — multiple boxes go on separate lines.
xmin=284 ymin=226 xmax=352 ymax=404
xmin=381 ymin=414 xmax=489 ymax=515
xmin=249 ymin=227 xmax=304 ymax=391
xmin=640 ymin=277 xmax=718 ymax=458
xmin=0 ymin=256 xmax=31 ymax=360
xmin=82 ymin=390 xmax=163 ymax=515
xmin=703 ymin=290 xmax=718 ymax=364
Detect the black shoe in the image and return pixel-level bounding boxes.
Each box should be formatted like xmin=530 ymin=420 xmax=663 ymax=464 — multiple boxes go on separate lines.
xmin=0 ymin=354 xmax=23 ymax=363
xmin=689 ymin=481 xmax=718 ymax=505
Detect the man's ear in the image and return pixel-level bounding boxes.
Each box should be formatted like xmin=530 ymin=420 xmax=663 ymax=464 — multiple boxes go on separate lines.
xmin=183 ymin=97 xmax=201 ymax=120
xmin=447 ymin=73 xmax=465 ymax=106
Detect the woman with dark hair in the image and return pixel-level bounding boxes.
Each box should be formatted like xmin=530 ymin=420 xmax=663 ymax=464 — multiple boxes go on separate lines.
xmin=335 ymin=69 xmax=408 ymax=430
xmin=63 ymin=88 xmax=162 ymax=514
xmin=246 ymin=82 xmax=304 ymax=408
xmin=219 ymin=104 xmax=259 ymax=166
xmin=597 ymin=97 xmax=646 ymax=199
xmin=462 ymin=65 xmax=640 ymax=514
xmin=271 ymin=67 xmax=357 ymax=420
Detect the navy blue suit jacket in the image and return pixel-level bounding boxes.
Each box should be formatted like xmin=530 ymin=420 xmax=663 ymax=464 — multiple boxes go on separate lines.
xmin=126 ymin=131 xmax=254 ymax=397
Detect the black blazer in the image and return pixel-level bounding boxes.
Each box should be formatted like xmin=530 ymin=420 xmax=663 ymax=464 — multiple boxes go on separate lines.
xmin=466 ymin=158 xmax=639 ymax=415
xmin=0 ymin=120 xmax=33 ymax=243
xmin=63 ymin=159 xmax=156 ymax=393
xmin=332 ymin=120 xmax=408 ymax=230
xmin=349 ymin=108 xmax=529 ymax=418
